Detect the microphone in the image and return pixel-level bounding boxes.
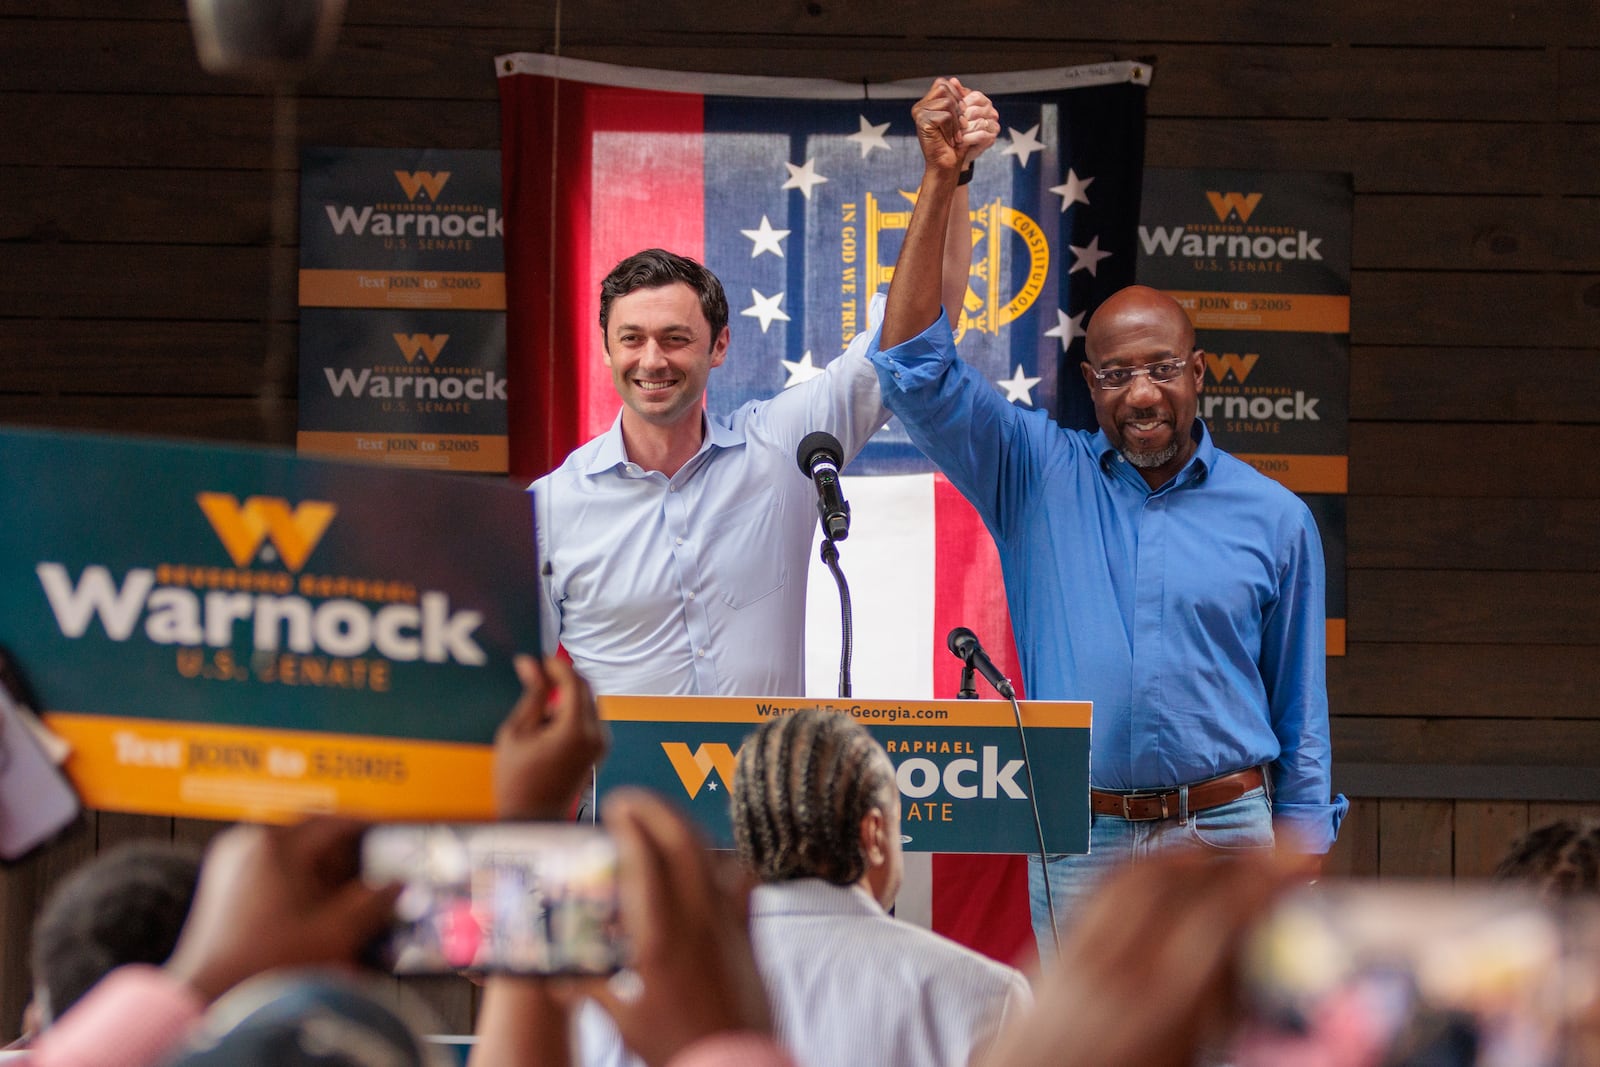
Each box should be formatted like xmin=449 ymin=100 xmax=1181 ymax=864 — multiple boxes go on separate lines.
xmin=796 ymin=431 xmax=851 ymax=542
xmin=946 ymin=626 xmax=1015 ymax=699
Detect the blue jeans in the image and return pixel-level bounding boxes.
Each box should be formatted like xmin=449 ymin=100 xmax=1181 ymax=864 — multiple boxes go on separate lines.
xmin=1027 ymin=786 xmax=1274 ymax=961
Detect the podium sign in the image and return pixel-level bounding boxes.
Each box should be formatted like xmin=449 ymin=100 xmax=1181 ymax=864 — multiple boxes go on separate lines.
xmin=598 ymin=695 xmax=1090 ymax=855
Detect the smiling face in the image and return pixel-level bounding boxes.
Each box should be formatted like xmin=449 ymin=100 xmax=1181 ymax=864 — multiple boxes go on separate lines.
xmin=1082 ymin=285 xmax=1205 ymax=488
xmin=602 ymin=282 xmax=729 ymax=432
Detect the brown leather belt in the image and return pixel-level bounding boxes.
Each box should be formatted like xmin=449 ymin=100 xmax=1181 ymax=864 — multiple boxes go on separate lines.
xmin=1090 ymin=766 xmax=1265 ymax=822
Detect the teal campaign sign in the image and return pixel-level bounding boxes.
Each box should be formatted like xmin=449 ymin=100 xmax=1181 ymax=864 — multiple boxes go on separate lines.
xmin=596 ymin=695 xmax=1091 ymax=855
xmin=0 ymin=427 xmax=539 ymax=821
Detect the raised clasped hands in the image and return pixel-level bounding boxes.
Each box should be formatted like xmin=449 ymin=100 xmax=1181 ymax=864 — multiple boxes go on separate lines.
xmin=912 ymin=76 xmax=999 ymax=174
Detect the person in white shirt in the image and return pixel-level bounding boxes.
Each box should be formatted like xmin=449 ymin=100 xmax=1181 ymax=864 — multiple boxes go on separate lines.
xmin=579 ymin=706 xmax=1031 ymax=1067
xmin=532 ymin=77 xmax=998 ymax=698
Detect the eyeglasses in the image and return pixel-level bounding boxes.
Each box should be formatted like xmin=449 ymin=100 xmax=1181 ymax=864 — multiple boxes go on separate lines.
xmin=1085 ymin=358 xmax=1192 ymax=392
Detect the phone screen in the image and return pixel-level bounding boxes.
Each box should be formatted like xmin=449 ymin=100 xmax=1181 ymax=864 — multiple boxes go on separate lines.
xmin=361 ymin=822 xmax=624 ymax=977
xmin=1233 ymin=882 xmax=1600 ymax=1066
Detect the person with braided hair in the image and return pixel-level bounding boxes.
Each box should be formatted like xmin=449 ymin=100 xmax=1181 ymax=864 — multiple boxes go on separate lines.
xmin=725 ymin=708 xmax=1031 ymax=1067
xmin=576 ymin=707 xmax=1029 ymax=1067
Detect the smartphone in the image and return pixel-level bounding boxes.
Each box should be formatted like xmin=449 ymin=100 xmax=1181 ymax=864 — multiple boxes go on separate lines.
xmin=361 ymin=822 xmax=625 ymax=977
xmin=0 ymin=654 xmax=81 ymax=862
xmin=1233 ymin=881 xmax=1600 ymax=1066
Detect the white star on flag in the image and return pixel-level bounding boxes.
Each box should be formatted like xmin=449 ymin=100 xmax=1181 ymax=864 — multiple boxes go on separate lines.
xmin=1068 ymin=236 xmax=1112 ymax=277
xmin=781 ymin=351 xmax=826 ymax=388
xmin=740 ymin=215 xmax=790 ymax=258
xmin=1050 ymin=168 xmax=1094 ymax=211
xmin=781 ymin=158 xmax=829 ymax=199
xmin=846 ymin=115 xmax=892 ymax=159
xmin=996 ymin=365 xmax=1042 ymax=406
xmin=706 ymin=780 xmax=718 ymax=791
xmin=1001 ymin=124 xmax=1046 ymax=167
xmin=741 ymin=288 xmax=791 ymax=332
xmin=1043 ymin=308 xmax=1086 ymax=352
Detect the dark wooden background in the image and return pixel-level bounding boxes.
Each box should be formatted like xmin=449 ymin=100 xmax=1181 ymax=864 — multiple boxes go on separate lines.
xmin=4 ymin=0 xmax=1599 ymax=1038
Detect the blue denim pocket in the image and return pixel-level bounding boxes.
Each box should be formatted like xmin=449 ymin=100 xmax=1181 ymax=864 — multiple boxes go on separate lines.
xmin=1183 ymin=787 xmax=1275 ymax=852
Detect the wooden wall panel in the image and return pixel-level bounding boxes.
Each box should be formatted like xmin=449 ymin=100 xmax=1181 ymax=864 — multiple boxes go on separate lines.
xmin=0 ymin=321 xmax=285 ymax=395
xmin=1348 ymin=498 xmax=1600 ymax=571
xmin=1353 ymin=197 xmax=1600 ymax=272
xmin=1146 ymin=120 xmax=1577 ymax=194
xmin=1334 ymin=718 xmax=1600 ymax=766
xmin=1351 ymin=347 xmax=1600 ymax=423
xmin=1324 ymin=797 xmax=1380 ymax=877
xmin=1453 ymin=802 xmax=1530 ymax=879
xmin=0 ymin=397 xmax=292 ymax=443
xmin=1378 ymin=800 xmax=1454 ymax=876
xmin=1349 ymin=571 xmax=1600 ymax=644
xmin=1330 ymin=644 xmax=1600 ymax=719
xmin=0 ymin=167 xmax=272 ymax=245
xmin=1350 ymin=424 xmax=1600 ymax=497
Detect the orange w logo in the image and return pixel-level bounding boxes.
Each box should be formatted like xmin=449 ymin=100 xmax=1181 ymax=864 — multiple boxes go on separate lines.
xmin=1204 ymin=191 xmax=1263 ymax=223
xmin=394 ymin=170 xmax=451 ymax=201
xmin=393 ymin=333 xmax=449 ymax=364
xmin=196 ymin=494 xmax=337 ymax=572
xmin=1206 ymin=352 xmax=1260 ymax=384
xmin=660 ymin=742 xmax=739 ymax=799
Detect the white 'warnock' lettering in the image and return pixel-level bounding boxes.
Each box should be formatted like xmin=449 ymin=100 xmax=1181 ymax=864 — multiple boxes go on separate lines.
xmin=35 ymin=563 xmax=486 ymax=665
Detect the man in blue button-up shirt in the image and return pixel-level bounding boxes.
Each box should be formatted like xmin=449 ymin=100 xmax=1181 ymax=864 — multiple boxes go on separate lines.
xmin=869 ymin=102 xmax=1346 ymax=953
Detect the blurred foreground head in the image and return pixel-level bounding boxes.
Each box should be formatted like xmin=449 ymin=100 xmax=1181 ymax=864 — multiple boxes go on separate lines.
xmin=31 ymin=840 xmax=201 ymax=1026
xmin=164 ymin=971 xmax=445 ymax=1067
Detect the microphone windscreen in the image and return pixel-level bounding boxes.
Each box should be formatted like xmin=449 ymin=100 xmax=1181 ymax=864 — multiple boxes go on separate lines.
xmin=946 ymin=626 xmax=979 ymax=659
xmin=796 ymin=431 xmax=844 ymax=476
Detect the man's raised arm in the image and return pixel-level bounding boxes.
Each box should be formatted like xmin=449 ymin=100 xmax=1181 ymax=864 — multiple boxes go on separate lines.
xmin=881 ymin=77 xmax=973 ymax=351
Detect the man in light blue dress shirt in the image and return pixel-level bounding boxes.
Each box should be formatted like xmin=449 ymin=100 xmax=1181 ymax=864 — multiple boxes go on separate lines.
xmin=868 ymin=105 xmax=1347 ymax=953
xmin=533 ymin=79 xmax=999 ymax=698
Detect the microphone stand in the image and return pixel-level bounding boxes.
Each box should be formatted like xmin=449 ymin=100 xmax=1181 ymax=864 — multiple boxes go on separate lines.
xmin=1001 ymin=684 xmax=1060 ymax=956
xmin=819 ymin=537 xmax=852 ymax=697
xmin=951 ymin=642 xmax=1059 ymax=954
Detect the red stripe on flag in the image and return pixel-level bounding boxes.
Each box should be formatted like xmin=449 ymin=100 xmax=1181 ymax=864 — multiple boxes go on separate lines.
xmin=929 ymin=474 xmax=1039 ymax=973
xmin=499 ymin=77 xmax=705 ymax=476
xmin=581 ymin=88 xmax=706 ymax=441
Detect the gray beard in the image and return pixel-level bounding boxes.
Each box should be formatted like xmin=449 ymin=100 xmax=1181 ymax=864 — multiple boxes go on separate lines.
xmin=1122 ymin=440 xmax=1180 ymax=469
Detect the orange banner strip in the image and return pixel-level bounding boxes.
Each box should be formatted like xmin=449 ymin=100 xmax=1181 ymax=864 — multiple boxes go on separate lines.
xmin=298 ymin=270 xmax=506 ymax=310
xmin=1233 ymin=454 xmax=1348 ymax=494
xmin=1327 ymin=618 xmax=1346 ymax=657
xmin=597 ymin=694 xmax=1092 ymax=729
xmin=297 ymin=432 xmax=508 ymax=473
xmin=43 ymin=712 xmax=494 ymax=823
xmin=1167 ymin=291 xmax=1350 ymax=333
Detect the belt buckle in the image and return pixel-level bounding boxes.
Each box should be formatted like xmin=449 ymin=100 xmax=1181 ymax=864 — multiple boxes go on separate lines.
xmin=1119 ymin=790 xmax=1170 ymax=821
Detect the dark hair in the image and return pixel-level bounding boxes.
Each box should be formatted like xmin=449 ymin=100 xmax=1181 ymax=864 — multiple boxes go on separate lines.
xmin=597 ymin=248 xmax=729 ymax=342
xmin=730 ymin=709 xmax=896 ymax=886
xmin=30 ymin=840 xmax=202 ymax=1023
xmin=1493 ymin=819 xmax=1600 ymax=897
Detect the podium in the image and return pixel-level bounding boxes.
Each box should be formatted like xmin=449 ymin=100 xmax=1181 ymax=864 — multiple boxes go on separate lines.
xmin=596 ymin=695 xmax=1091 ymax=854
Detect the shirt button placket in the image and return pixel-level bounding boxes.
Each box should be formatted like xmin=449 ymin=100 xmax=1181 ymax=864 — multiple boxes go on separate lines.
xmin=665 ymin=478 xmax=715 ymax=691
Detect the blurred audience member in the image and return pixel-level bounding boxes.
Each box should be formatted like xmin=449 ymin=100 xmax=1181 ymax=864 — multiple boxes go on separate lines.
xmin=21 ymin=841 xmax=200 ymax=1042
xmin=1495 ymin=818 xmax=1600 ymax=897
